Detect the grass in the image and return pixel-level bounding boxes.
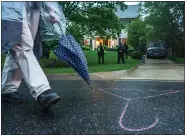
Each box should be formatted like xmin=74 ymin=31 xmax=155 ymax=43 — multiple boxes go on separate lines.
xmin=1 ymin=50 xmax=140 ymax=74
xmin=167 ymin=56 xmax=184 ymax=64
xmin=41 ymin=50 xmax=140 ymax=74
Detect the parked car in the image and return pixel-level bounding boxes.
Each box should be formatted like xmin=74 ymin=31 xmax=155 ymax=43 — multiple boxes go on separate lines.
xmin=146 ymin=42 xmax=167 ymax=59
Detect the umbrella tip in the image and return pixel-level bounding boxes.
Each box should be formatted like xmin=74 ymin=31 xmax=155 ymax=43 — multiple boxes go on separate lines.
xmin=89 ymin=85 xmax=94 ymax=91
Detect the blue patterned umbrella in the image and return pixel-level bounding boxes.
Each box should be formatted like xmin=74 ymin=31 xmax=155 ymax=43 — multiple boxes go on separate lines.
xmin=54 ymin=34 xmax=94 ymax=91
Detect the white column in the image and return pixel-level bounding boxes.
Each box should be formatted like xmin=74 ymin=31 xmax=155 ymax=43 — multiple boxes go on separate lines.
xmin=110 ymin=37 xmax=113 ymax=48
xmin=92 ymin=39 xmax=95 ymax=51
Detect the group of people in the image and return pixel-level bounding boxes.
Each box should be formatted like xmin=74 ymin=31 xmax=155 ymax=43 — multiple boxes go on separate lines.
xmin=97 ymin=42 xmax=128 ymax=64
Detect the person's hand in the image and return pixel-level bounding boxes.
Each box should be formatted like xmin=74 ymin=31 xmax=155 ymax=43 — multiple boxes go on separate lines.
xmin=50 ymin=15 xmax=59 ymax=24
xmin=47 ymin=4 xmax=59 ymax=24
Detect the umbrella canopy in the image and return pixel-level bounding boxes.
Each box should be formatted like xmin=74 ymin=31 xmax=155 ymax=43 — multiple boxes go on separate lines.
xmin=54 ymin=34 xmax=93 ymax=89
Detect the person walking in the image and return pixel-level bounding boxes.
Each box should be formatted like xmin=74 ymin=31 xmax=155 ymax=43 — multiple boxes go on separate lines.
xmin=117 ymin=43 xmax=125 ymax=64
xmin=97 ymin=43 xmax=106 ymax=64
xmin=1 ymin=2 xmax=65 ymax=110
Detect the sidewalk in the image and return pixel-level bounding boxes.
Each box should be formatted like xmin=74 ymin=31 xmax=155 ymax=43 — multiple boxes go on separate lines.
xmin=120 ymin=65 xmax=184 ymax=81
xmin=47 ymin=63 xmax=184 ymax=81
xmin=119 ymin=58 xmax=184 ymax=81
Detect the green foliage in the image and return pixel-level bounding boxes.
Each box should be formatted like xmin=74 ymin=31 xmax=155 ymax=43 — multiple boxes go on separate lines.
xmin=39 ymin=58 xmax=68 ymax=68
xmin=60 ymin=2 xmax=127 ymax=40
xmin=112 ymin=45 xmax=118 ymax=49
xmin=127 ymin=19 xmax=147 ymax=52
xmin=140 ymin=2 xmax=185 ymax=57
xmin=167 ymin=56 xmax=185 ymax=64
xmin=41 ymin=51 xmax=140 ymax=73
xmin=131 ymin=51 xmax=142 ymax=59
xmin=81 ymin=45 xmax=92 ymax=50
xmin=66 ymin=23 xmax=85 ymax=45
xmin=127 ymin=47 xmax=135 ymax=56
xmin=103 ymin=45 xmax=109 ymax=50
xmin=44 ymin=40 xmax=58 ymax=50
xmin=1 ymin=50 xmax=140 ymax=73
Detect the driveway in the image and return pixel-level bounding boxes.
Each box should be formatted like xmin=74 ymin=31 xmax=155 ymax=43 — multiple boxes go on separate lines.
xmin=119 ymin=58 xmax=184 ymax=81
xmin=1 ymin=80 xmax=184 ymax=135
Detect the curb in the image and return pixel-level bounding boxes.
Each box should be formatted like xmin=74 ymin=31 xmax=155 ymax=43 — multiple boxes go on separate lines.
xmin=47 ymin=73 xmax=103 ymax=80
xmin=119 ymin=78 xmax=184 ymax=81
xmin=46 ymin=66 xmax=140 ymax=81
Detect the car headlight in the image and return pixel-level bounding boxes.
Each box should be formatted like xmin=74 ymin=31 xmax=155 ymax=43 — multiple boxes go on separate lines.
xmin=163 ymin=50 xmax=166 ymax=53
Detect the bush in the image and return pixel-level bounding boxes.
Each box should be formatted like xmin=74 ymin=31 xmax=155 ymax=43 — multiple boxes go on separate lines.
xmin=112 ymin=45 xmax=118 ymax=49
xmin=81 ymin=45 xmax=92 ymax=50
xmin=131 ymin=51 xmax=142 ymax=59
xmin=128 ymin=48 xmax=135 ymax=56
xmin=103 ymin=45 xmax=109 ymax=50
xmin=39 ymin=58 xmax=69 ymax=68
xmin=44 ymin=40 xmax=58 ymax=50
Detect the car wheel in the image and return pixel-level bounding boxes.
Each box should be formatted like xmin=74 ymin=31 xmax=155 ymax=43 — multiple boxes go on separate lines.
xmin=147 ymin=55 xmax=150 ymax=59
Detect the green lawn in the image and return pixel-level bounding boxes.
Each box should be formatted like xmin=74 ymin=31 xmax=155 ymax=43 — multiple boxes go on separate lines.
xmin=1 ymin=50 xmax=140 ymax=74
xmin=41 ymin=50 xmax=140 ymax=74
xmin=167 ymin=56 xmax=184 ymax=64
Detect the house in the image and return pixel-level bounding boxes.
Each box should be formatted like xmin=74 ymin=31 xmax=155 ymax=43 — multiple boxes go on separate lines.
xmin=84 ymin=4 xmax=139 ymax=50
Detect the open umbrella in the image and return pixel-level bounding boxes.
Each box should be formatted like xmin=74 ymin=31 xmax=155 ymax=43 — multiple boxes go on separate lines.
xmin=54 ymin=34 xmax=94 ymax=91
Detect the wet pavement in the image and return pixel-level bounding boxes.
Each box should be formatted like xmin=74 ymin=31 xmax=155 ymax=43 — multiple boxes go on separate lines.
xmin=1 ymin=80 xmax=184 ymax=135
xmin=119 ymin=58 xmax=184 ymax=80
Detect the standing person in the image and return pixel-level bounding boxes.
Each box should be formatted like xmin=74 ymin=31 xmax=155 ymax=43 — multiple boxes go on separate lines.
xmin=124 ymin=42 xmax=128 ymax=59
xmin=43 ymin=48 xmax=50 ymax=59
xmin=1 ymin=2 xmax=65 ymax=110
xmin=97 ymin=43 xmax=106 ymax=64
xmin=117 ymin=43 xmax=125 ymax=64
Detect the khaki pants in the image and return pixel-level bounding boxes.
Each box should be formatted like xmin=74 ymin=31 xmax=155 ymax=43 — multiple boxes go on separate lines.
xmin=1 ymin=6 xmax=51 ymax=99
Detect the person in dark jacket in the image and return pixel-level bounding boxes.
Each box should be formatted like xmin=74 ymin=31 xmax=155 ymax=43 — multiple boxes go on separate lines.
xmin=43 ymin=48 xmax=50 ymax=59
xmin=97 ymin=43 xmax=106 ymax=64
xmin=124 ymin=42 xmax=128 ymax=59
xmin=117 ymin=43 xmax=125 ymax=64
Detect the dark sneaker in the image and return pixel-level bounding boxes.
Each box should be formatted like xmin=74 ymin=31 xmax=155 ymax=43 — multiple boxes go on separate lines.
xmin=37 ymin=90 xmax=60 ymax=110
xmin=1 ymin=91 xmax=26 ymax=103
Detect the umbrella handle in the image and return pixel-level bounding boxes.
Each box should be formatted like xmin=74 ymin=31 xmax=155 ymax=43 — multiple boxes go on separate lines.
xmin=57 ymin=22 xmax=65 ymax=35
xmin=52 ymin=22 xmax=65 ymax=36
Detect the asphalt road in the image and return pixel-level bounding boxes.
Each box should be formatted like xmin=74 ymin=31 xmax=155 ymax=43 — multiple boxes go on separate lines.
xmin=1 ymin=80 xmax=184 ymax=135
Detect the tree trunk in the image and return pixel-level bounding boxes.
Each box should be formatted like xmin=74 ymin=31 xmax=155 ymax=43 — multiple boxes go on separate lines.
xmin=183 ymin=2 xmax=185 ymax=57
xmin=183 ymin=2 xmax=185 ymax=37
xmin=171 ymin=34 xmax=175 ymax=56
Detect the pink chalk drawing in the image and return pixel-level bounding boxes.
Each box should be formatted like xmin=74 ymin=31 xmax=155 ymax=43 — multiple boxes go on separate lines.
xmin=98 ymin=88 xmax=180 ymax=132
xmin=98 ymin=88 xmax=130 ymax=101
xmin=119 ymin=100 xmax=159 ymax=132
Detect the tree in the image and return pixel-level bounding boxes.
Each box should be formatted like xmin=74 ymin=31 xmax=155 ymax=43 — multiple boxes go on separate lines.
xmin=140 ymin=2 xmax=185 ymax=57
xmin=127 ymin=19 xmax=147 ymax=52
xmin=44 ymin=2 xmax=127 ymax=51
xmin=59 ymin=2 xmax=127 ymax=40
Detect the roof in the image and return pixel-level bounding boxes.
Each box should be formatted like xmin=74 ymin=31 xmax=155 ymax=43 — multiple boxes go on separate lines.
xmin=116 ymin=5 xmax=139 ymax=19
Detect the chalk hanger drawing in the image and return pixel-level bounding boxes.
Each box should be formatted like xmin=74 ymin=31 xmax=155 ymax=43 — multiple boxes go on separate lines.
xmin=98 ymin=88 xmax=180 ymax=132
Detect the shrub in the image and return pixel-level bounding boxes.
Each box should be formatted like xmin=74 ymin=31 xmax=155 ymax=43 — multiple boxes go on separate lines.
xmin=128 ymin=48 xmax=135 ymax=56
xmin=103 ymin=45 xmax=109 ymax=50
xmin=131 ymin=51 xmax=142 ymax=59
xmin=81 ymin=45 xmax=92 ymax=50
xmin=39 ymin=58 xmax=69 ymax=68
xmin=112 ymin=45 xmax=118 ymax=49
xmin=44 ymin=40 xmax=58 ymax=50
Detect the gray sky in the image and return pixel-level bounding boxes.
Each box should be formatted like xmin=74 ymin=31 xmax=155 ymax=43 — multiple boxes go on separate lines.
xmin=124 ymin=2 xmax=139 ymax=5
